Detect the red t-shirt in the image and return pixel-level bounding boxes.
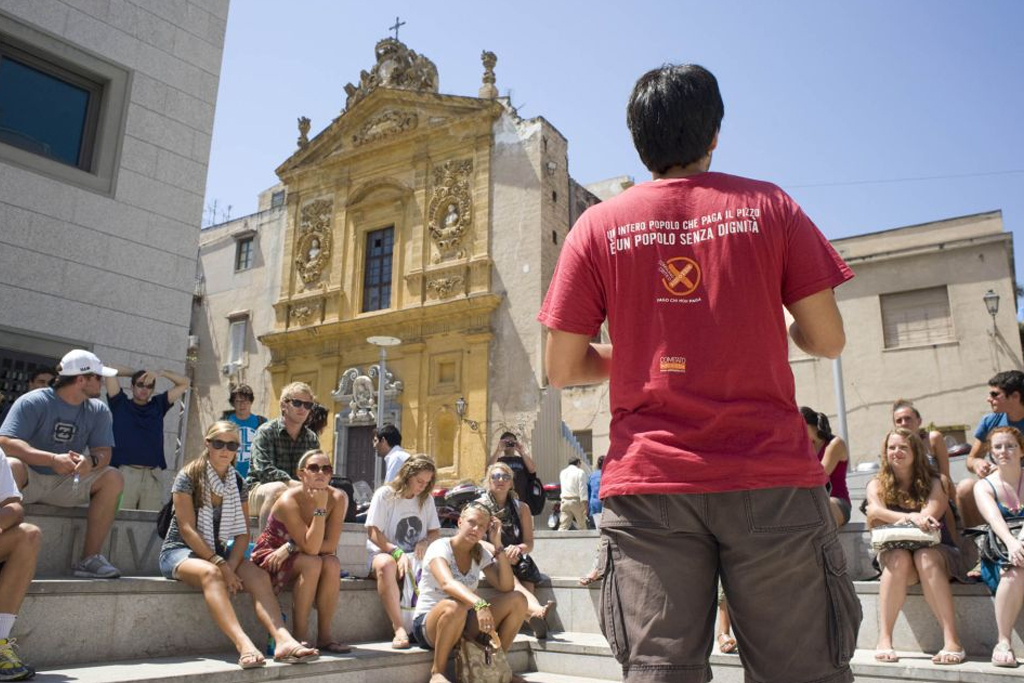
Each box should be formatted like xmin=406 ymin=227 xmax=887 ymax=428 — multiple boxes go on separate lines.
xmin=538 ymin=172 xmax=853 ymax=497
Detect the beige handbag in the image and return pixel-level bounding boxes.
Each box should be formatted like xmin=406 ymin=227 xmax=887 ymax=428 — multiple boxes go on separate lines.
xmin=455 ymin=632 xmax=512 ymax=683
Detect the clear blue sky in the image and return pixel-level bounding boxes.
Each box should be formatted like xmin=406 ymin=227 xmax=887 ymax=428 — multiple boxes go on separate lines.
xmin=206 ymin=1 xmax=1024 ymax=307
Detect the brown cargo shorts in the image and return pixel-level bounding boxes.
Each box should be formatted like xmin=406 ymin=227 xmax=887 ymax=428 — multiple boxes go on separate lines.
xmin=599 ymin=487 xmax=860 ymax=683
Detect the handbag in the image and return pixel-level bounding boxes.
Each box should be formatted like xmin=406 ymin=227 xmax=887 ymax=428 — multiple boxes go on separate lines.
xmin=870 ymin=520 xmax=940 ymax=553
xmin=455 ymin=632 xmax=512 ymax=683
xmin=966 ymin=516 xmax=1024 ymax=565
xmin=511 ymin=553 xmax=543 ymax=584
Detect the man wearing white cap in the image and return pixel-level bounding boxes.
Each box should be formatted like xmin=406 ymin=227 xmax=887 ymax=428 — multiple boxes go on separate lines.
xmin=0 ymin=350 xmax=124 ymax=578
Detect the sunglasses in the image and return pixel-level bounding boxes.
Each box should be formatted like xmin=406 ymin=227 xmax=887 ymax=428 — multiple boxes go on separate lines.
xmin=287 ymin=398 xmax=315 ymax=410
xmin=208 ymin=439 xmax=240 ymax=451
xmin=989 ymin=391 xmax=1004 ymax=399
xmin=304 ymin=463 xmax=333 ymax=475
xmin=490 ymin=472 xmax=512 ymax=482
xmin=134 ymin=382 xmax=156 ymax=390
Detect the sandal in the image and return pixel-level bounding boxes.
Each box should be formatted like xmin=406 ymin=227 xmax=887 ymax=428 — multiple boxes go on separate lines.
xmin=274 ymin=643 xmax=319 ymax=664
xmin=717 ymin=633 xmax=737 ymax=654
xmin=318 ymin=641 xmax=352 ymax=654
xmin=932 ymin=649 xmax=965 ymax=665
xmin=391 ymin=632 xmax=411 ymax=650
xmin=238 ymin=651 xmax=266 ymax=669
xmin=992 ymin=642 xmax=1018 ymax=668
xmin=874 ymin=649 xmax=899 ymax=663
xmin=578 ymin=571 xmax=602 ymax=586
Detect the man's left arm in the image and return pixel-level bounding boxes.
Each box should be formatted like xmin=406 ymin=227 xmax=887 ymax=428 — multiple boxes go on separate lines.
xmin=545 ymin=330 xmax=611 ymax=389
xmin=160 ymin=369 xmax=191 ymax=404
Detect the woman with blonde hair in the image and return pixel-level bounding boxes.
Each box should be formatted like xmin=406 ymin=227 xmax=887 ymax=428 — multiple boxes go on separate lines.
xmin=479 ymin=461 xmax=554 ymax=638
xmin=158 ymin=421 xmax=318 ymax=668
xmin=414 ymin=502 xmax=528 ymax=683
xmin=365 ymin=455 xmax=441 ymax=649
xmin=866 ymin=428 xmax=967 ymax=665
xmin=251 ymin=449 xmax=349 ymax=653
xmin=973 ymin=426 xmax=1024 ymax=667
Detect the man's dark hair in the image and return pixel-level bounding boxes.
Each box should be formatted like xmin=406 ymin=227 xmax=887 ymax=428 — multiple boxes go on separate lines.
xmin=230 ymin=383 xmax=255 ymax=405
xmin=375 ymin=422 xmax=402 ymax=448
xmin=990 ymin=371 xmax=1024 ymax=403
xmin=130 ymin=370 xmax=147 ymax=385
xmin=499 ymin=431 xmax=517 ymax=442
xmin=627 ymin=63 xmax=724 ymax=175
xmin=568 ymin=456 xmax=581 ymax=466
xmin=29 ymin=368 xmax=55 ymax=384
xmin=53 ymin=374 xmax=83 ymax=390
xmin=596 ymin=455 xmax=606 ymax=470
xmin=304 ymin=403 xmax=329 ymax=436
xmin=891 ymin=399 xmax=922 ymax=420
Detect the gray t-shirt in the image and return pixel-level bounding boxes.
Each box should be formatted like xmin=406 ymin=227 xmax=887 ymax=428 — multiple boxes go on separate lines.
xmin=0 ymin=388 xmax=114 ymax=474
xmin=159 ymin=469 xmax=248 ymax=555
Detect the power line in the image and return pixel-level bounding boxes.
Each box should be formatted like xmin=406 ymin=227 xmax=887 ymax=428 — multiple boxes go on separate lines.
xmin=784 ymin=168 xmax=1024 ymax=190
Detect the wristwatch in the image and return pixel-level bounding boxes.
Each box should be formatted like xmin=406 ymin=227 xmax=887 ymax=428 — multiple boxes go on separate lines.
xmin=285 ymin=541 xmax=298 ymax=554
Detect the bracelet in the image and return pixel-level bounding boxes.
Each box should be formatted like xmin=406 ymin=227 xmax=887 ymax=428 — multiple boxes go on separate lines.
xmin=390 ymin=547 xmax=404 ymax=561
xmin=285 ymin=541 xmax=298 ymax=554
xmin=473 ymin=599 xmax=491 ymax=612
xmin=211 ymin=555 xmax=226 ymax=566
xmin=313 ymin=508 xmax=328 ymax=517
xmin=89 ymin=454 xmax=99 ymax=467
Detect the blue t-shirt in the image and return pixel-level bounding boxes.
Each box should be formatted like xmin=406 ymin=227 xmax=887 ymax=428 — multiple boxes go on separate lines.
xmin=109 ymin=391 xmax=172 ymax=469
xmin=588 ymin=470 xmax=602 ymax=516
xmin=226 ymin=412 xmax=264 ymax=479
xmin=0 ymin=388 xmax=114 ymax=474
xmin=974 ymin=412 xmax=1024 ymax=444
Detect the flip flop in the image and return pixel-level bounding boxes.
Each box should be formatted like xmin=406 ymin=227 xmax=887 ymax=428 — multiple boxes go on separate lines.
xmin=992 ymin=642 xmax=1018 ymax=668
xmin=274 ymin=643 xmax=319 ymax=664
xmin=391 ymin=633 xmax=411 ymax=650
xmin=238 ymin=651 xmax=266 ymax=669
xmin=932 ymin=649 xmax=965 ymax=665
xmin=318 ymin=641 xmax=352 ymax=654
xmin=578 ymin=572 xmax=601 ymax=586
xmin=874 ymin=649 xmax=899 ymax=663
xmin=717 ymin=633 xmax=738 ymax=654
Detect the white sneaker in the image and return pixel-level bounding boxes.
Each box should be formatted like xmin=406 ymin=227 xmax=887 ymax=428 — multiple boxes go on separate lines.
xmin=71 ymin=554 xmax=121 ymax=578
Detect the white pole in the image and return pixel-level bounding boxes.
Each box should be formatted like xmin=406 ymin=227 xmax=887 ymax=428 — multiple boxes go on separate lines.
xmin=832 ymin=356 xmax=849 ymax=447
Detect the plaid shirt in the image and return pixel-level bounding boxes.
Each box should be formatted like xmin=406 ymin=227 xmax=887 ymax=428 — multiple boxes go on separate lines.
xmin=246 ymin=417 xmax=320 ymax=487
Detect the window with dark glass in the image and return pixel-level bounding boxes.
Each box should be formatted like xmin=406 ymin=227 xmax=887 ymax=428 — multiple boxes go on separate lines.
xmin=235 ymin=237 xmax=254 ymax=271
xmin=362 ymin=226 xmax=394 ymax=312
xmin=271 ymin=190 xmax=285 ymax=209
xmin=0 ymin=45 xmax=100 ymax=169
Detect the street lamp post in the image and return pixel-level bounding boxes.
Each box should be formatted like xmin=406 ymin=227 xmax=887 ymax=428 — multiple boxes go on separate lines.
xmin=367 ymin=335 xmax=401 ymax=487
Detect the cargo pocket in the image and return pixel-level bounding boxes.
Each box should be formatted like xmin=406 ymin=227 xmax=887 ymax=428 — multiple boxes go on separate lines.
xmin=598 ymin=540 xmax=630 ymax=665
xmin=822 ymin=538 xmax=862 ymax=668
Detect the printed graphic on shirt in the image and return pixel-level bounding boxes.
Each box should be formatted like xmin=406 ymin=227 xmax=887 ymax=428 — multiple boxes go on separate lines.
xmin=395 ymin=515 xmax=424 ymax=551
xmin=659 ymin=356 xmax=687 ymax=373
xmin=605 ymin=208 xmax=761 ymax=256
xmin=658 ymin=257 xmax=701 ymax=296
xmin=53 ymin=420 xmax=77 ymax=443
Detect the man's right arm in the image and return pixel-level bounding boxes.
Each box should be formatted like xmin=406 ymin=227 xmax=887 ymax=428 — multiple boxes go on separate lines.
xmin=544 ymin=329 xmax=612 ymax=389
xmin=247 ymin=427 xmax=291 ymax=485
xmin=786 ymin=289 xmax=845 ymax=359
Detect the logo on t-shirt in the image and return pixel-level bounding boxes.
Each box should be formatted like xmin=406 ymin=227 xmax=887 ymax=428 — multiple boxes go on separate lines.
xmin=659 ymin=356 xmax=687 ymax=373
xmin=53 ymin=420 xmax=77 ymax=443
xmin=658 ymin=257 xmax=701 ymax=296
xmin=395 ymin=515 xmax=424 ymax=551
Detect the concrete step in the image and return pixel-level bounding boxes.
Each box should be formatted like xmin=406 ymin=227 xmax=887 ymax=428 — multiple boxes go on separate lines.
xmin=532 ymin=632 xmax=1024 ymax=683
xmin=29 ymin=637 xmax=532 ymax=683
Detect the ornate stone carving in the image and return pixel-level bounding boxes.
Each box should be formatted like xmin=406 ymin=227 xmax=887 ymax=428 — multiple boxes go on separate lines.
xmin=427 ymin=160 xmax=473 ymax=262
xmin=427 ymin=273 xmax=464 ymax=300
xmin=289 ymin=298 xmax=323 ymax=326
xmin=331 ymin=366 xmax=404 ymax=423
xmin=344 ymin=38 xmax=439 ymax=110
xmin=353 ymin=110 xmax=418 ymax=147
xmin=297 ymin=116 xmax=311 ymax=148
xmin=295 ymin=200 xmax=332 ymax=289
xmin=479 ymin=51 xmax=497 ymax=99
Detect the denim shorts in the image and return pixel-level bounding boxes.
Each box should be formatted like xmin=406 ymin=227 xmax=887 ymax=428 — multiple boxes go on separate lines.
xmin=158 ymin=547 xmax=195 ymax=579
xmin=412 ymin=612 xmax=431 ymax=649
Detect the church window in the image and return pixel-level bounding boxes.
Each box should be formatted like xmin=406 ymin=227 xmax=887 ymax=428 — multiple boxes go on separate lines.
xmin=880 ymin=286 xmax=954 ymax=349
xmin=271 ymin=190 xmax=285 ymax=209
xmin=235 ymin=237 xmax=254 ymax=271
xmin=362 ymin=226 xmax=394 ymax=312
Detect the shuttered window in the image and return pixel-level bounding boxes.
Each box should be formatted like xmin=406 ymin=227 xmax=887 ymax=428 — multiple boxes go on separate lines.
xmin=880 ymin=286 xmax=954 ymax=348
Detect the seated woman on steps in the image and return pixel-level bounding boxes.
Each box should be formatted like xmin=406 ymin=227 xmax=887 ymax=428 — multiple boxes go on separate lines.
xmin=973 ymin=426 xmax=1024 ymax=668
xmin=251 ymin=449 xmax=349 ymax=653
xmin=158 ymin=421 xmax=318 ymax=669
xmin=413 ymin=502 xmax=528 ymax=683
xmin=478 ymin=462 xmax=554 ymax=638
xmin=866 ymin=428 xmax=968 ymax=666
xmin=365 ymin=455 xmax=441 ymax=650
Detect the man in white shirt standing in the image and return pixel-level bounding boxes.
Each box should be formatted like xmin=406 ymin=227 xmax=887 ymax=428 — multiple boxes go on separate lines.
xmin=374 ymin=423 xmax=410 ymax=484
xmin=558 ymin=457 xmax=589 ymax=530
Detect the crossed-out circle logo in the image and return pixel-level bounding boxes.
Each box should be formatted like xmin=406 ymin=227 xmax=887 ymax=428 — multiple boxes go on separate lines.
xmin=658 ymin=256 xmax=701 ymax=296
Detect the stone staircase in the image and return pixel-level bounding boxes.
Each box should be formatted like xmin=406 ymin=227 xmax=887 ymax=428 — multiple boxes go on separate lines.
xmin=15 ymin=504 xmax=1024 ymax=682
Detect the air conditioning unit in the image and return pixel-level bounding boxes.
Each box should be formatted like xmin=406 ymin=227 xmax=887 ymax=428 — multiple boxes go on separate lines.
xmin=187 ymin=335 xmax=200 ymax=350
xmin=221 ymin=363 xmax=235 ymax=376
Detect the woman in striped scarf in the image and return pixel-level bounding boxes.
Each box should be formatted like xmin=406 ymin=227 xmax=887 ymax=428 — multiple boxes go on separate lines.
xmin=158 ymin=421 xmax=318 ymax=668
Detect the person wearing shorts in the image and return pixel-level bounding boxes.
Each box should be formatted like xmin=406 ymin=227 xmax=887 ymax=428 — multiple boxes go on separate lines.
xmin=539 ymin=64 xmax=860 ymax=683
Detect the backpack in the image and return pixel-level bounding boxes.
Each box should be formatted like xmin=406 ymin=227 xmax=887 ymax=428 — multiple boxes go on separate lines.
xmin=523 ymin=473 xmax=546 ymax=516
xmin=156 ymin=499 xmax=174 ymax=538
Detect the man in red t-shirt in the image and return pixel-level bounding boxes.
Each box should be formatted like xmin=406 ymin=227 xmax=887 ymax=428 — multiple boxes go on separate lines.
xmin=538 ymin=64 xmax=859 ymax=683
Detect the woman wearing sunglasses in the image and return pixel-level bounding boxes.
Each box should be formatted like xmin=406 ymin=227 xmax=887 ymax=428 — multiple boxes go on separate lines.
xmin=251 ymin=449 xmax=349 ymax=653
xmin=479 ymin=462 xmax=554 ymax=638
xmin=158 ymin=421 xmax=317 ymax=668
xmin=365 ymin=455 xmax=441 ymax=649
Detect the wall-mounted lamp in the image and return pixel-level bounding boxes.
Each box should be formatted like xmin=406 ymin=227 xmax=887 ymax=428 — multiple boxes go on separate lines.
xmin=984 ymin=289 xmax=1000 ymax=330
xmin=454 ymin=396 xmax=479 ymax=431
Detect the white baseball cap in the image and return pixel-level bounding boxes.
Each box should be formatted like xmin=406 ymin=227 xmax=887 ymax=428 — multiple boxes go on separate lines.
xmin=58 ymin=349 xmax=117 ymax=377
